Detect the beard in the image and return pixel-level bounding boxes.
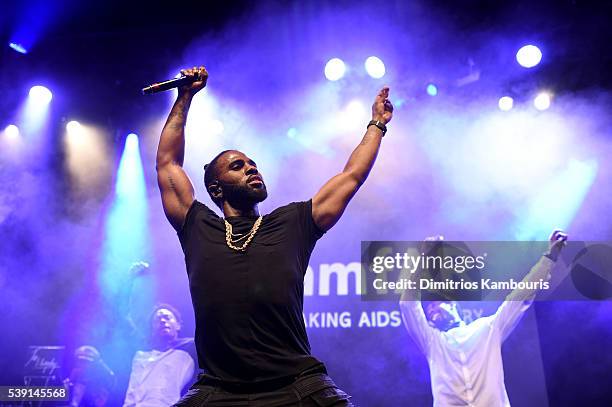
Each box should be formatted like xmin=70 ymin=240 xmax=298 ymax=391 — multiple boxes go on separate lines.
xmin=223 ymin=181 xmax=268 ymax=208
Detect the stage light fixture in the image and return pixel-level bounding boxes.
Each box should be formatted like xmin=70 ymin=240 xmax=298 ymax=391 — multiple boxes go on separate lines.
xmin=426 ymin=84 xmax=438 ymax=96
xmin=498 ymin=96 xmax=514 ymax=111
xmin=4 ymin=124 xmax=20 ymax=139
xmin=534 ymin=92 xmax=551 ymax=111
xmin=29 ymin=85 xmax=52 ymax=105
xmin=8 ymin=42 xmax=27 ymax=54
xmin=66 ymin=120 xmax=82 ymax=134
xmin=364 ymin=56 xmax=385 ymax=79
xmin=516 ymin=45 xmax=542 ymax=68
xmin=126 ymin=133 xmax=139 ymax=151
xmin=324 ymin=58 xmax=346 ymax=81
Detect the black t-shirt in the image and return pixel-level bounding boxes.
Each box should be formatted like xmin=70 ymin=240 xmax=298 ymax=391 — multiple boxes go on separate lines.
xmin=178 ymin=199 xmax=325 ymax=384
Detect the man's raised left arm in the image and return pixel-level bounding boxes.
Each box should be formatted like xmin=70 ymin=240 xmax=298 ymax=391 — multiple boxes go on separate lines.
xmin=494 ymin=230 xmax=568 ymax=340
xmin=312 ymin=86 xmax=394 ymax=232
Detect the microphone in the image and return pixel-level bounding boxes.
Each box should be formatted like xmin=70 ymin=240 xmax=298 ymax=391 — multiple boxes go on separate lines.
xmin=142 ymin=73 xmax=203 ymax=95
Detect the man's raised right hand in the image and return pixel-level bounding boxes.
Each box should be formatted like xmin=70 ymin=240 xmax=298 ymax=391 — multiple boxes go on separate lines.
xmin=179 ymin=66 xmax=208 ymax=96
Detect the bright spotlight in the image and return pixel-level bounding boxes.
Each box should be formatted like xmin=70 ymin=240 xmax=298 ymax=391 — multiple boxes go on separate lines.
xmin=498 ymin=96 xmax=514 ymax=111
xmin=364 ymin=56 xmax=385 ymax=79
xmin=338 ymin=99 xmax=368 ymax=132
xmin=426 ymin=83 xmax=438 ymax=96
xmin=8 ymin=42 xmax=28 ymax=54
xmin=29 ymin=85 xmax=52 ymax=105
xmin=209 ymin=119 xmax=224 ymax=137
xmin=102 ymin=128 xmax=150 ymax=306
xmin=534 ymin=92 xmax=551 ymax=111
xmin=516 ymin=45 xmax=542 ymax=68
xmin=4 ymin=124 xmax=20 ymax=139
xmin=126 ymin=133 xmax=139 ymax=150
xmin=113 ymin=132 xmax=147 ymax=201
xmin=287 ymin=127 xmax=297 ymax=139
xmin=346 ymin=100 xmax=367 ymax=117
xmin=21 ymin=86 xmax=52 ymax=135
xmin=324 ymin=58 xmax=346 ymax=81
xmin=66 ymin=120 xmax=82 ymax=134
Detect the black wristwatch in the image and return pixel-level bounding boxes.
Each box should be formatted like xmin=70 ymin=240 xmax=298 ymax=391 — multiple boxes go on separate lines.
xmin=367 ymin=120 xmax=387 ymax=136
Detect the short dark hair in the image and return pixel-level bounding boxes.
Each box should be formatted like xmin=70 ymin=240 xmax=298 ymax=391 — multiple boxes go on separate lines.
xmin=149 ymin=303 xmax=183 ymax=326
xmin=203 ymin=150 xmax=233 ymax=202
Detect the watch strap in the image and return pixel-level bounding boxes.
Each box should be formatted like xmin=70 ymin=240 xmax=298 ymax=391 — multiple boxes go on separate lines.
xmin=367 ymin=120 xmax=387 ymax=136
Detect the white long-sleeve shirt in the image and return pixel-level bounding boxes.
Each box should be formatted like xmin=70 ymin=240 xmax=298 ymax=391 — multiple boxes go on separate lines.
xmin=399 ymin=256 xmax=554 ymax=407
xmin=123 ymin=347 xmax=194 ymax=407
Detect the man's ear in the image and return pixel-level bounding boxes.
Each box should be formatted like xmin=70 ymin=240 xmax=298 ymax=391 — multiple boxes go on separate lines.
xmin=208 ymin=181 xmax=223 ymax=200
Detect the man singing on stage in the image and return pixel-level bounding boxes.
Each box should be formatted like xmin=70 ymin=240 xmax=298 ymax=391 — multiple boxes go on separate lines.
xmin=155 ymin=66 xmax=393 ymax=406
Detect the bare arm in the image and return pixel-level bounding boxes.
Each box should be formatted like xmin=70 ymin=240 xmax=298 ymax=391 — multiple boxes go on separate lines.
xmin=156 ymin=66 xmax=208 ymax=231
xmin=312 ymin=87 xmax=394 ymax=231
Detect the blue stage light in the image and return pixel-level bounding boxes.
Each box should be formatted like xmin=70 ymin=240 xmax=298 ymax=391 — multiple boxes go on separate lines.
xmin=125 ymin=132 xmax=139 ymax=151
xmin=515 ymin=159 xmax=597 ymax=240
xmin=324 ymin=58 xmax=346 ymax=81
xmin=516 ymin=45 xmax=542 ymax=68
xmin=98 ymin=131 xmax=152 ymax=376
xmin=29 ymin=85 xmax=52 ymax=105
xmin=287 ymin=127 xmax=298 ymax=139
xmin=8 ymin=42 xmax=28 ymax=54
xmin=364 ymin=56 xmax=385 ymax=79
xmin=20 ymin=86 xmax=53 ymax=136
xmin=101 ymin=132 xmax=150 ymax=292
xmin=426 ymin=84 xmax=438 ymax=96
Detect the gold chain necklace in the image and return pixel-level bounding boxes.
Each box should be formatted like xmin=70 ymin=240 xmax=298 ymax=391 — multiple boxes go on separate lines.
xmin=224 ymin=216 xmax=263 ymax=251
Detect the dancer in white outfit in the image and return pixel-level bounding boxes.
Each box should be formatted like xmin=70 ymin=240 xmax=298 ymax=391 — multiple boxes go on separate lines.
xmin=399 ymin=230 xmax=567 ymax=407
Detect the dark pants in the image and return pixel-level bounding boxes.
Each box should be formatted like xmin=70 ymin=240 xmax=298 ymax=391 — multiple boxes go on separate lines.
xmin=172 ymin=372 xmax=353 ymax=407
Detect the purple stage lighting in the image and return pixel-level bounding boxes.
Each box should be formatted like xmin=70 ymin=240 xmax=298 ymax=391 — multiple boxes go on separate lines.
xmin=324 ymin=58 xmax=346 ymax=81
xmin=516 ymin=45 xmax=542 ymax=68
xmin=29 ymin=85 xmax=53 ymax=105
xmin=8 ymin=42 xmax=28 ymax=54
xmin=498 ymin=96 xmax=514 ymax=111
xmin=534 ymin=92 xmax=551 ymax=111
xmin=364 ymin=56 xmax=385 ymax=79
xmin=4 ymin=124 xmax=20 ymax=139
xmin=126 ymin=133 xmax=139 ymax=150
